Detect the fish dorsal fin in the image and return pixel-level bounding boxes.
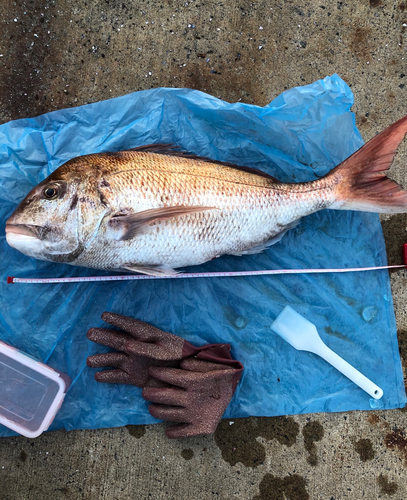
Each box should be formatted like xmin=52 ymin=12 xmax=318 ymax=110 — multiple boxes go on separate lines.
xmin=127 ymin=144 xmax=179 ymax=153
xmin=108 ymin=205 xmax=215 ymax=241
xmin=105 ymin=145 xmax=279 ymax=182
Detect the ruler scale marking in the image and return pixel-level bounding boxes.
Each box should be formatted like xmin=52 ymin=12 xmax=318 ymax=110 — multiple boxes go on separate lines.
xmin=7 ymin=265 xmax=406 ymax=284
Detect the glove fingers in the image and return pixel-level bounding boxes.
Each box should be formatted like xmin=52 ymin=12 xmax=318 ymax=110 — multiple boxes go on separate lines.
xmin=87 ymin=352 xmax=127 ymax=368
xmin=94 ymin=369 xmax=131 ymax=384
xmin=87 ymin=327 xmax=132 ymax=351
xmin=148 ymin=404 xmax=188 ymax=423
xmin=148 ymin=366 xmax=199 ymax=388
xmin=142 ymin=387 xmax=188 ymax=407
xmin=101 ymin=312 xmax=164 ymax=341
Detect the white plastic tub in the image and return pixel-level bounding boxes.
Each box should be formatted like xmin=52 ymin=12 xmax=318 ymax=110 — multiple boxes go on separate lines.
xmin=0 ymin=340 xmax=70 ymax=438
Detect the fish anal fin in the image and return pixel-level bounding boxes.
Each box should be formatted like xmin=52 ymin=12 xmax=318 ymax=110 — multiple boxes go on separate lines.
xmin=229 ymin=220 xmax=300 ymax=256
xmin=109 ymin=206 xmax=216 ymax=240
xmin=124 ymin=264 xmax=179 ymax=276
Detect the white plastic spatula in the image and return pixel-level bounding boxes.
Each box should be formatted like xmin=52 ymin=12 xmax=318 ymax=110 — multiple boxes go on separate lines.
xmin=271 ymin=306 xmax=383 ymax=400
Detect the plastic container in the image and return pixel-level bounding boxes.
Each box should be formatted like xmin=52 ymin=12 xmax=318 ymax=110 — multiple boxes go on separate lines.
xmin=0 ymin=340 xmax=70 ymax=438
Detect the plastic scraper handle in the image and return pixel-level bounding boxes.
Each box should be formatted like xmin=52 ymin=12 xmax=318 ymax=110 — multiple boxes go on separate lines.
xmin=271 ymin=306 xmax=383 ymax=400
xmin=311 ymin=341 xmax=383 ymax=400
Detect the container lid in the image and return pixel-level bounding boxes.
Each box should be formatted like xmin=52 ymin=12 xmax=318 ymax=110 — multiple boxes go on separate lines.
xmin=0 ymin=341 xmax=70 ymax=438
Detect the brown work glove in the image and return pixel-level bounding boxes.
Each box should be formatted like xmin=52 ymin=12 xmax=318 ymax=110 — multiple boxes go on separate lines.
xmin=86 ymin=312 xmax=239 ymax=388
xmin=143 ymin=355 xmax=243 ymax=438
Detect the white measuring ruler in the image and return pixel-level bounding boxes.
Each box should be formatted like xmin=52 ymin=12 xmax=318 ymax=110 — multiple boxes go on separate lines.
xmin=7 ymin=265 xmax=406 ymax=284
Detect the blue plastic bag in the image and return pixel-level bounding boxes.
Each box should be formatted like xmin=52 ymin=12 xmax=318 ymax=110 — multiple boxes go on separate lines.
xmin=0 ymin=74 xmax=405 ymax=436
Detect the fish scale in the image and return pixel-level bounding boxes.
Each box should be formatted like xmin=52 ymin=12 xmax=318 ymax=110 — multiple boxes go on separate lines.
xmin=78 ymin=154 xmax=330 ymax=271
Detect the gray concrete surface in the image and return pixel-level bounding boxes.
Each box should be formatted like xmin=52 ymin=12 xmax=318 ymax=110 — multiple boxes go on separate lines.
xmin=1 ymin=1 xmax=407 ymax=499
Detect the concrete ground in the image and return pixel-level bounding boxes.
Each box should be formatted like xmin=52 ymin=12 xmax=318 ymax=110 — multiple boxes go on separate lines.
xmin=1 ymin=0 xmax=407 ymax=498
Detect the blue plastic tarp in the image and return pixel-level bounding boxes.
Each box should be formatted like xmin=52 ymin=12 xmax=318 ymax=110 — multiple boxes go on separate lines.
xmin=0 ymin=74 xmax=405 ymax=436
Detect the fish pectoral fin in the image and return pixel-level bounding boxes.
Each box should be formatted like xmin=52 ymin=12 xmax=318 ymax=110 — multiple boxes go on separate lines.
xmin=124 ymin=264 xmax=180 ymax=276
xmin=109 ymin=206 xmax=216 ymax=241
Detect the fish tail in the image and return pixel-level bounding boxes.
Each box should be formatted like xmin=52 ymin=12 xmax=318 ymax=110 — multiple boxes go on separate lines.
xmin=327 ymin=114 xmax=407 ymax=213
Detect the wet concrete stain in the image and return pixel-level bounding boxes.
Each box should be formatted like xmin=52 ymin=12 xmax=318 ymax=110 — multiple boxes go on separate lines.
xmin=354 ymin=438 xmax=375 ymax=462
xmin=348 ymin=25 xmax=371 ymax=61
xmin=302 ymin=421 xmax=324 ymax=466
xmin=349 ymin=23 xmax=371 ymax=61
xmin=253 ymin=473 xmax=309 ymax=500
xmin=126 ymin=425 xmax=146 ymax=439
xmin=181 ymin=448 xmax=194 ymax=460
xmin=19 ymin=450 xmax=28 ymax=462
xmin=377 ymin=474 xmax=398 ymax=496
xmin=367 ymin=413 xmax=381 ymax=425
xmin=367 ymin=413 xmax=391 ymax=432
xmin=384 ymin=428 xmax=407 ymax=464
xmin=214 ymin=417 xmax=299 ymax=467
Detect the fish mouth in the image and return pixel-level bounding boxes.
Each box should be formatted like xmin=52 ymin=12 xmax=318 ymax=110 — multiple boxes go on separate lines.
xmin=5 ymin=223 xmax=44 ymax=254
xmin=5 ymin=223 xmax=42 ymax=239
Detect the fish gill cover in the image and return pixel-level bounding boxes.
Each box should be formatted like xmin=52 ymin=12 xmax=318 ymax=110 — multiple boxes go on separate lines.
xmin=0 ymin=74 xmax=405 ymax=435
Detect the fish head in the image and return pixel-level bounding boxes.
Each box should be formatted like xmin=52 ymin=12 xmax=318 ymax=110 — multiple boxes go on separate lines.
xmin=5 ymin=157 xmax=109 ymax=263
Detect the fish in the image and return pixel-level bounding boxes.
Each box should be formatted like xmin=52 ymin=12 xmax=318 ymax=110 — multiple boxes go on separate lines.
xmin=5 ymin=115 xmax=407 ymax=276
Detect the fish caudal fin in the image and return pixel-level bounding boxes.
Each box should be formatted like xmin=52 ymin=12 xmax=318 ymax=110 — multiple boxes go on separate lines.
xmin=328 ymin=114 xmax=407 ymax=213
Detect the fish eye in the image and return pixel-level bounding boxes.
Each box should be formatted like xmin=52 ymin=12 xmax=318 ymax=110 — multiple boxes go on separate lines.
xmin=43 ymin=185 xmax=59 ymax=200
